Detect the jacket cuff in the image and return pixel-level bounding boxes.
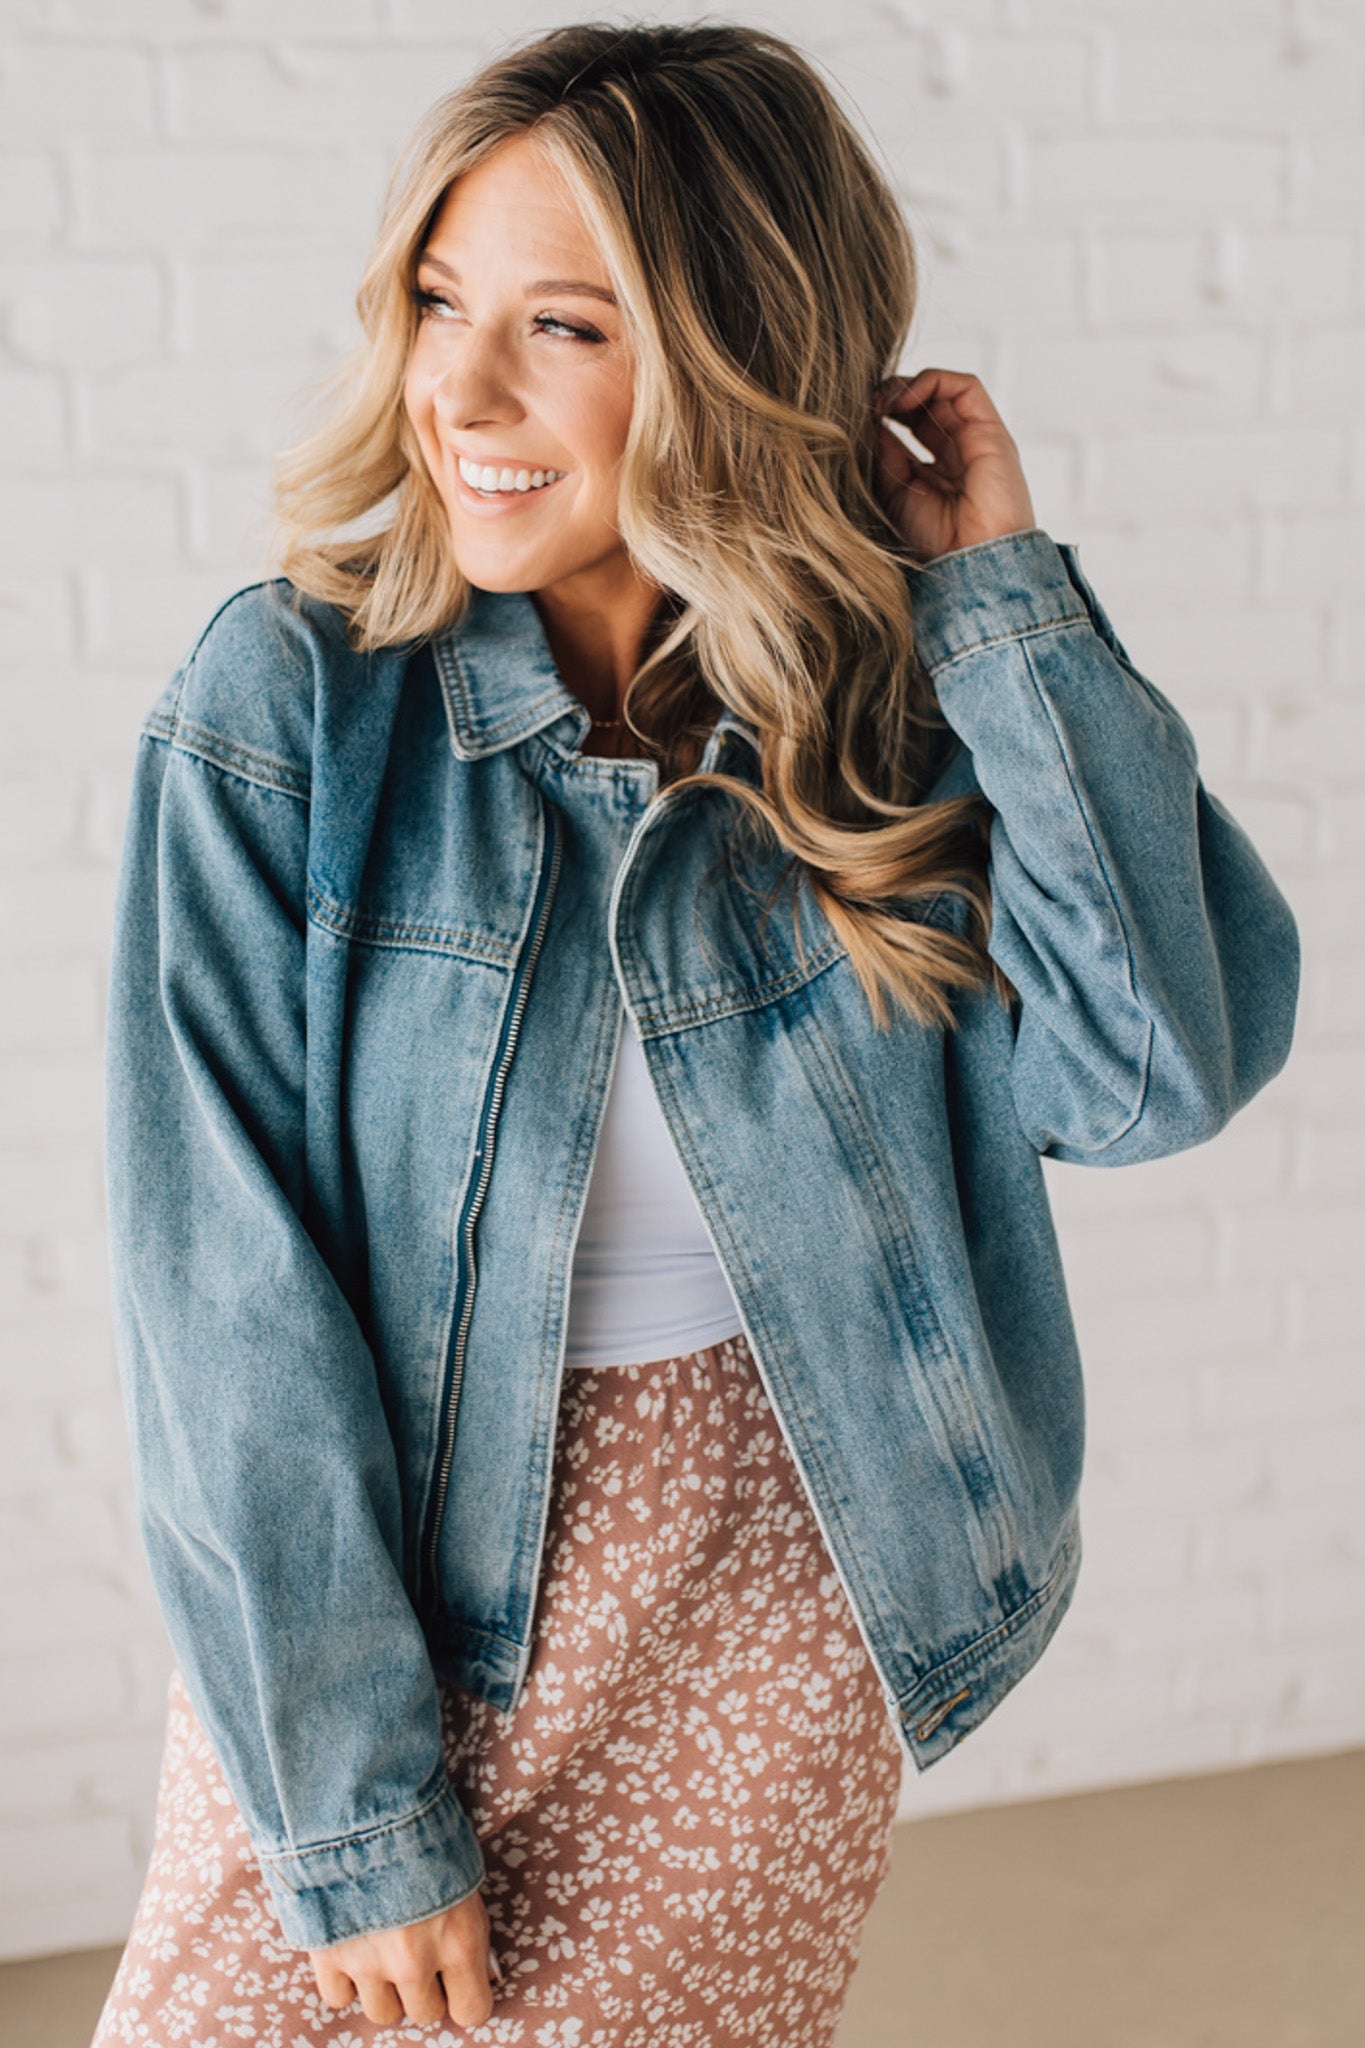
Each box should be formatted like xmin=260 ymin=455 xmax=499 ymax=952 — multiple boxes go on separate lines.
xmin=255 ymin=1768 xmax=486 ymax=1951
xmin=907 ymin=528 xmax=1091 ymax=674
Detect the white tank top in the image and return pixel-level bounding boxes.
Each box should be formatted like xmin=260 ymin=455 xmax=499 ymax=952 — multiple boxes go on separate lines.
xmin=563 ymin=1010 xmax=745 ymax=1370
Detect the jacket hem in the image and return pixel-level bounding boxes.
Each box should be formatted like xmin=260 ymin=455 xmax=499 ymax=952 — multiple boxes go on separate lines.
xmin=895 ymin=1515 xmax=1083 ymax=1768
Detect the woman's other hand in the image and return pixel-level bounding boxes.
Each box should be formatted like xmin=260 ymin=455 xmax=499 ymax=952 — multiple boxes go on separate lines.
xmin=308 ymin=1885 xmax=500 ymax=2030
xmin=871 ymin=366 xmax=1037 ymax=563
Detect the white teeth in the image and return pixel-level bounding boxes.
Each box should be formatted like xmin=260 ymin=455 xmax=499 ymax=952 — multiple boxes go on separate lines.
xmin=458 ymin=455 xmax=565 ymax=495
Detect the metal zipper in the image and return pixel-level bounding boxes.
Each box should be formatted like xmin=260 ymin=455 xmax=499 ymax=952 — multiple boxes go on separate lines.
xmin=505 ymin=791 xmax=680 ymax=1704
xmin=508 ymin=985 xmax=627 ymax=1700
xmin=596 ymin=777 xmax=916 ymax=1755
xmin=419 ymin=801 xmax=563 ymax=1612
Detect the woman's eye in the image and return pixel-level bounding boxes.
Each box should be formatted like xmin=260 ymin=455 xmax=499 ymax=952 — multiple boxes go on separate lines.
xmin=411 ymin=286 xmax=457 ymax=320
xmin=535 ymin=314 xmax=602 ymax=343
xmin=409 ymin=286 xmax=600 ymax=344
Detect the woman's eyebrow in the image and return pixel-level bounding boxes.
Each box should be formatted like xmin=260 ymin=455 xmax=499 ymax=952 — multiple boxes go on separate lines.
xmin=416 ymin=252 xmax=617 ymax=306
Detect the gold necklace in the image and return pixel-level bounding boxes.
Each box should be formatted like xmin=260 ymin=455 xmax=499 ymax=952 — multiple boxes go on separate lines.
xmin=586 ymin=713 xmax=650 ymax=762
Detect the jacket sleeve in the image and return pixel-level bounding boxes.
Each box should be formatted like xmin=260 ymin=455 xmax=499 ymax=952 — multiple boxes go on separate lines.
xmin=103 ymin=652 xmax=486 ymax=1949
xmin=907 ymin=527 xmax=1301 ymax=1165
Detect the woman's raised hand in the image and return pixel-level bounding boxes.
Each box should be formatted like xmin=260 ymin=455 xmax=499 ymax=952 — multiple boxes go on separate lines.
xmin=870 ymin=366 xmax=1038 ymax=564
xmin=309 ymin=1885 xmax=499 ymax=2031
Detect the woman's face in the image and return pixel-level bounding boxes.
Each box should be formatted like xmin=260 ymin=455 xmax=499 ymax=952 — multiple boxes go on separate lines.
xmin=403 ymin=132 xmax=636 ymax=599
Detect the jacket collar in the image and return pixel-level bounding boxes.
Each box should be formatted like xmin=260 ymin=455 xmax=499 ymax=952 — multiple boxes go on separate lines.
xmin=430 ymin=584 xmax=758 ymax=768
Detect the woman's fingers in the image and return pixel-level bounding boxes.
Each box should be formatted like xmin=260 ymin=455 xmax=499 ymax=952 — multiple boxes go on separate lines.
xmin=904 ymin=402 xmax=966 ymax=473
xmin=875 ymin=431 xmax=948 ymax=502
xmin=899 ymin=411 xmax=965 ymax=483
xmin=877 ymin=368 xmax=1002 ymax=438
xmin=311 ymin=1960 xmax=357 ymax=2009
xmin=879 ymin=366 xmax=996 ymax=413
xmin=874 ymin=412 xmax=958 ymax=498
xmin=355 ymin=1972 xmax=406 ymax=2026
xmin=871 ymin=365 xmax=1037 ymax=556
xmin=881 ymin=400 xmax=951 ymax=466
xmin=440 ymin=1961 xmax=497 ymax=2028
xmin=875 ymin=387 xmax=966 ymax=485
xmin=306 ymin=1888 xmax=497 ymax=2029
xmin=394 ymin=1969 xmax=452 ymax=2028
xmin=435 ymin=1892 xmax=498 ymax=2022
xmin=311 ymin=1951 xmax=495 ymax=2029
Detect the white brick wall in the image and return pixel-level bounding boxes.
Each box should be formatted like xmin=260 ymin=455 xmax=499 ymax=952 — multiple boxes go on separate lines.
xmin=1 ymin=0 xmax=1360 ymax=1963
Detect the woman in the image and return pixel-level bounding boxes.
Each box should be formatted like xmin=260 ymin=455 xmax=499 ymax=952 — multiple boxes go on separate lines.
xmin=93 ymin=20 xmax=1300 ymax=2048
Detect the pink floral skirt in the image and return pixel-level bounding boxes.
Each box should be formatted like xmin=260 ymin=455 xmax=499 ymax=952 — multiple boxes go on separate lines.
xmin=91 ymin=1330 xmax=907 ymax=2046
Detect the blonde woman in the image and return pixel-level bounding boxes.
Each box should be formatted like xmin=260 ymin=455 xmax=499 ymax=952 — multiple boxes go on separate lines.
xmin=94 ymin=20 xmax=1300 ymax=2048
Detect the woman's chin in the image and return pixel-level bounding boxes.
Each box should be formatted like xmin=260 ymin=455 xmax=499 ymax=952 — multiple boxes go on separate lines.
xmin=445 ymin=525 xmax=554 ymax=588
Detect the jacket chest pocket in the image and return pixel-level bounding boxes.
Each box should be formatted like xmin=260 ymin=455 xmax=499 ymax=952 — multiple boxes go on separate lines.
xmin=309 ymin=696 xmax=544 ymax=968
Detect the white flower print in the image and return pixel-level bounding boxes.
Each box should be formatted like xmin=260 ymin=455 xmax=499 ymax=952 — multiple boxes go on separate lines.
xmin=91 ymin=1336 xmax=903 ymax=2048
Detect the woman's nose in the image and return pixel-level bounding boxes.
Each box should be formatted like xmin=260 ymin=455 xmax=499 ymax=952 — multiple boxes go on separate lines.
xmin=430 ymin=345 xmax=521 ymax=430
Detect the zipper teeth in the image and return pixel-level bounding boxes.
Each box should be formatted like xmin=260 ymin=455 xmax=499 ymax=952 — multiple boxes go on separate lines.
xmin=502 ymin=792 xmax=671 ymax=1700
xmin=422 ymin=809 xmax=563 ymax=1602
xmin=599 ymin=794 xmax=911 ymax=1755
xmin=511 ymin=989 xmax=627 ymax=1689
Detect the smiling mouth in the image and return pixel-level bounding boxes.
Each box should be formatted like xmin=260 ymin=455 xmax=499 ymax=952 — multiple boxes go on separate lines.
xmin=456 ymin=455 xmax=569 ymax=497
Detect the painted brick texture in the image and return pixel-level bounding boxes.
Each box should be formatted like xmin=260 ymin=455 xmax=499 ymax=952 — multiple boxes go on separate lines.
xmin=1 ymin=0 xmax=1360 ymax=1962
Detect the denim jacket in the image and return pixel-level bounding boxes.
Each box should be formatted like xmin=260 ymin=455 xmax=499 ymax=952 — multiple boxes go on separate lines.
xmin=103 ymin=528 xmax=1301 ymax=1949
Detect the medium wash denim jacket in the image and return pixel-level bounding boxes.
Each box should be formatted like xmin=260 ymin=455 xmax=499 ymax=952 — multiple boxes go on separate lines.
xmin=104 ymin=528 xmax=1301 ymax=1949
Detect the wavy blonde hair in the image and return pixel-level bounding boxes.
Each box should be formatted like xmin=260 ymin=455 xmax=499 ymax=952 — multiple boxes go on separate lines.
xmin=269 ymin=18 xmax=1014 ymax=1034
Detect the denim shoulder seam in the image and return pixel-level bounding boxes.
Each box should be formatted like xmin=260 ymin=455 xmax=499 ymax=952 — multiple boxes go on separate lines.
xmin=163 ymin=577 xmax=283 ymax=719
xmin=144 ymin=576 xmax=313 ymax=798
xmin=1016 ymin=633 xmax=1152 ymax=1152
xmin=141 ymin=714 xmax=311 ymax=803
xmin=184 ymin=575 xmax=285 ymax=659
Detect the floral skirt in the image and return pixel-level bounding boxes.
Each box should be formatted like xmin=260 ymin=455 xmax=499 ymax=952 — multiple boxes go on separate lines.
xmin=91 ymin=1329 xmax=908 ymax=2047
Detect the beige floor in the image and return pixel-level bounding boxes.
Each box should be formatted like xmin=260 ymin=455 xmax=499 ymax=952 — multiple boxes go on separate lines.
xmin=4 ymin=1748 xmax=1362 ymax=2048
